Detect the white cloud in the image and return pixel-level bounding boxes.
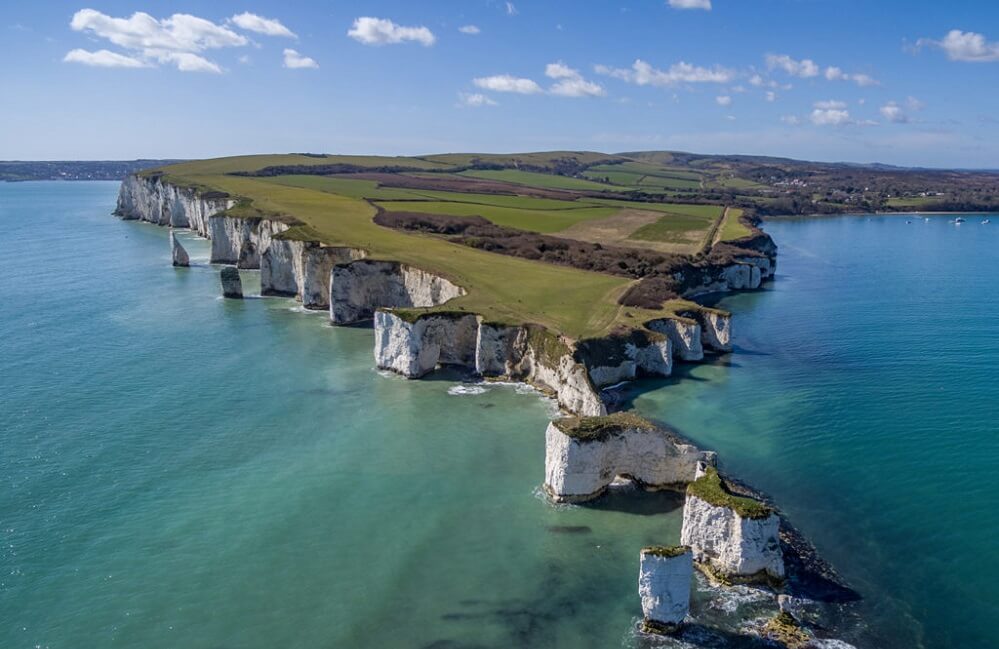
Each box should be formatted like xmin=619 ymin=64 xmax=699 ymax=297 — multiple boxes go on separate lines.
xmin=765 ymin=91 xmax=776 ymax=102
xmin=458 ymin=92 xmax=497 ymax=107
xmin=824 ymin=66 xmax=878 ymax=86
xmin=668 ymin=0 xmax=712 ymax=9
xmin=545 ymin=61 xmax=605 ymax=97
xmin=473 ymin=74 xmax=542 ymax=94
xmin=230 ymin=12 xmax=296 ymax=38
xmin=781 ymin=115 xmax=801 ymax=125
xmin=814 ymin=100 xmax=847 ymax=110
xmin=810 ymin=101 xmax=852 ymax=125
xmin=71 ymin=9 xmax=246 ymax=52
xmin=283 ymin=48 xmax=318 ymax=69
xmin=716 ymin=95 xmax=732 ymax=106
xmin=458 ymin=25 xmax=480 ymax=35
xmin=63 ymin=48 xmax=148 ymax=68
xmin=918 ymin=30 xmax=999 ymax=62
xmin=506 ymin=2 xmax=518 ymax=16
xmin=880 ymin=97 xmax=922 ymax=124
xmin=149 ymin=50 xmax=222 ymax=73
xmin=66 ymin=9 xmax=248 ymax=72
xmin=347 ymin=17 xmax=435 ymax=46
xmin=766 ymin=54 xmax=819 ymax=78
xmin=595 ymin=59 xmax=735 ymax=86
xmin=880 ymin=101 xmax=907 ymax=123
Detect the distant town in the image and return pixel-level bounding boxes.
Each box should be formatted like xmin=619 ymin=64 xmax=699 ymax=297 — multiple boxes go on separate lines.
xmin=0 ymin=160 xmax=181 ymax=182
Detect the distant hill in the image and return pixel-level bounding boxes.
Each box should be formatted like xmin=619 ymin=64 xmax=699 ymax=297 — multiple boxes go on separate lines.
xmin=0 ymin=160 xmax=183 ymax=182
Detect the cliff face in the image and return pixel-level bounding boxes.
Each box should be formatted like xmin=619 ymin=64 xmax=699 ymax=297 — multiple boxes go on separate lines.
xmin=115 ymin=174 xmax=234 ymax=236
xmin=543 ymin=419 xmax=715 ymax=502
xmin=330 ymin=261 xmax=465 ymax=325
xmin=208 ymin=215 xmax=289 ymax=268
xmin=261 ymin=239 xmax=366 ymax=308
xmin=374 ymin=312 xmax=607 ymax=416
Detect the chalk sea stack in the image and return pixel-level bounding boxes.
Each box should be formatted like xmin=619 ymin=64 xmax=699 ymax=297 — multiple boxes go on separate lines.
xmin=220 ymin=266 xmax=243 ymax=299
xmin=169 ymin=230 xmax=189 ymax=267
xmin=638 ymin=545 xmax=693 ymax=635
xmin=680 ymin=464 xmax=784 ymax=584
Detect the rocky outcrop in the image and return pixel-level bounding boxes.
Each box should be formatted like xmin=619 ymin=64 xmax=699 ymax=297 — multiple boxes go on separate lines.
xmin=261 ymin=239 xmax=366 ymax=309
xmin=220 ymin=266 xmax=243 ymax=299
xmin=680 ymin=465 xmax=784 ymax=583
xmin=544 ymin=414 xmax=716 ymax=502
xmin=574 ymin=330 xmax=673 ymax=388
xmin=374 ymin=310 xmax=479 ymax=377
xmin=115 ymin=173 xmax=234 ymax=235
xmin=330 ymin=261 xmax=465 ymax=324
xmin=639 ymin=546 xmax=693 ymax=634
xmin=372 ymin=313 xmax=606 ymax=416
xmin=647 ymin=317 xmax=704 ymax=362
xmin=697 ymin=309 xmax=732 ymax=353
xmin=170 ymin=231 xmax=189 ymax=267
xmin=208 ymin=215 xmax=289 ymax=268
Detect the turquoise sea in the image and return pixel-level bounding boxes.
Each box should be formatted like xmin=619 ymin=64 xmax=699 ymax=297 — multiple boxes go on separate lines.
xmin=1 ymin=182 xmax=997 ymax=648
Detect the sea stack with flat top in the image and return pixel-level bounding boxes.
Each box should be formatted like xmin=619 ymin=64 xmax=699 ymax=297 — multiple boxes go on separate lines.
xmin=638 ymin=545 xmax=693 ymax=635
xmin=170 ymin=230 xmax=189 ymax=267
xmin=680 ymin=463 xmax=784 ymax=584
xmin=220 ymin=266 xmax=243 ymax=299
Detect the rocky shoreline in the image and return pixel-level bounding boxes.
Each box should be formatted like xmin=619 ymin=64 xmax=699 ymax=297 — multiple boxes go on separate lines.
xmin=114 ymin=172 xmax=861 ymax=647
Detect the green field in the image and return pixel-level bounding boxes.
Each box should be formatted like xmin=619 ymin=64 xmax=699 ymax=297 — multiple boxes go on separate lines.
xmin=718 ymin=208 xmax=752 ymax=242
xmin=374 ymin=199 xmax=617 ymax=233
xmin=458 ymin=169 xmax=621 ymax=192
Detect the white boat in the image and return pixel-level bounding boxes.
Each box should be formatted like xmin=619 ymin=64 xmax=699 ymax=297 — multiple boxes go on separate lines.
xmin=955 ymin=217 xmax=966 ymax=224
xmin=983 ymin=219 xmax=991 ymax=224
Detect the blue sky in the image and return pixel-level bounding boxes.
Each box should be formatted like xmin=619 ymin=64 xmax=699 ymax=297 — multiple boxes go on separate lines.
xmin=2 ymin=1 xmax=998 ymax=167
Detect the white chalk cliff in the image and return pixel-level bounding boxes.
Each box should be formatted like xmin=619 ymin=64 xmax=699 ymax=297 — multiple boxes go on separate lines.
xmin=543 ymin=416 xmax=716 ymax=502
xmin=330 ymin=261 xmax=465 ymax=324
xmin=261 ymin=239 xmax=366 ymax=309
xmin=116 ymin=173 xmax=235 ymax=236
xmin=639 ymin=547 xmax=693 ymax=631
xmin=209 ymin=214 xmax=289 ymax=268
xmin=680 ymin=466 xmax=785 ymax=582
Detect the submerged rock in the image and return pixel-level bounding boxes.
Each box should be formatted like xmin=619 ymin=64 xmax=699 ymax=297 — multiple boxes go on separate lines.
xmin=680 ymin=465 xmax=784 ymax=583
xmin=639 ymin=545 xmax=693 ymax=634
xmin=169 ymin=230 xmax=189 ymax=267
xmin=544 ymin=413 xmax=715 ymax=502
xmin=220 ymin=266 xmax=243 ymax=299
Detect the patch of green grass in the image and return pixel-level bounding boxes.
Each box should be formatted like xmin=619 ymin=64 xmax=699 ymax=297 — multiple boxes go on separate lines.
xmin=459 ymin=169 xmax=621 ymax=192
xmin=552 ymin=412 xmax=655 ymax=441
xmin=687 ymin=466 xmax=773 ymax=519
xmin=589 ymin=199 xmax=723 ymax=219
xmin=886 ymin=196 xmax=941 ymax=208
xmin=374 ymin=199 xmax=618 ymax=233
xmin=629 ymin=213 xmax=718 ymax=243
xmin=718 ymin=208 xmax=752 ymax=242
xmin=641 ymin=545 xmax=690 ymax=559
xmin=260 ymin=175 xmax=426 ymax=200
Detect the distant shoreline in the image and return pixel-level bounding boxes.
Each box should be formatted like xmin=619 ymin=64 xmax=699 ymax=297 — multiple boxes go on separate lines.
xmin=766 ymin=210 xmax=999 ymax=220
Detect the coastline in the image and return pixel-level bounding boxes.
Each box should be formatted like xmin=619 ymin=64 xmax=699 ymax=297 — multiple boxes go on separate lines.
xmin=112 ymin=172 xmax=871 ymax=646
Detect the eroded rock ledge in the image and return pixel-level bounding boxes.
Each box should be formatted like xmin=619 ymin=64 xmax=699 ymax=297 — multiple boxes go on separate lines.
xmin=543 ymin=413 xmax=716 ymax=502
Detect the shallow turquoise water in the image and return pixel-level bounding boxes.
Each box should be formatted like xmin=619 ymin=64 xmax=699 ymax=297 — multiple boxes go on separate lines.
xmin=1 ymin=183 xmax=995 ymax=648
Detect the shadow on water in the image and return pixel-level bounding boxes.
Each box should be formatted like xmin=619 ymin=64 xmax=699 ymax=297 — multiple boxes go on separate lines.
xmin=580 ymin=485 xmax=685 ymax=517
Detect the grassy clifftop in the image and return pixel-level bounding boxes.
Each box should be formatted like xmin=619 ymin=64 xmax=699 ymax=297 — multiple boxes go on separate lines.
xmin=151 ymin=152 xmax=755 ymax=339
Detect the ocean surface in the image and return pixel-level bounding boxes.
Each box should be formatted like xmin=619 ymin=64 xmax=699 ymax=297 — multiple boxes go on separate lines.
xmin=1 ymin=182 xmax=996 ymax=648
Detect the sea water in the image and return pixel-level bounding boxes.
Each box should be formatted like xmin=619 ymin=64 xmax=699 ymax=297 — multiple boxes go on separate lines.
xmin=1 ymin=183 xmax=995 ymax=648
